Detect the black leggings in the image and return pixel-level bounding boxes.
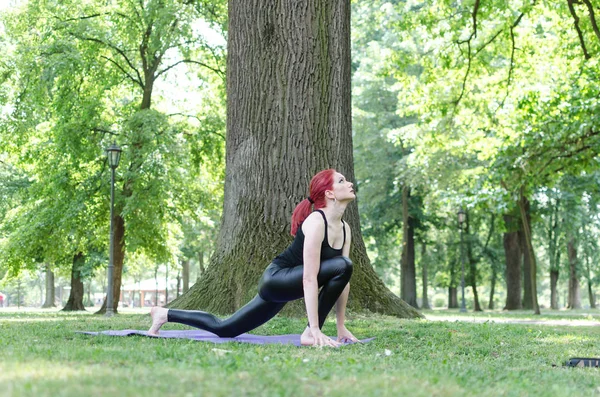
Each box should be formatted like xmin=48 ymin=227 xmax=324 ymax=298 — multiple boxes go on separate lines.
xmin=167 ymin=256 xmax=353 ymax=337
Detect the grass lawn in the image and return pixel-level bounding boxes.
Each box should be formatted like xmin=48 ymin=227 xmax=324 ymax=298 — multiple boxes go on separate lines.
xmin=1 ymin=308 xmax=600 ymax=396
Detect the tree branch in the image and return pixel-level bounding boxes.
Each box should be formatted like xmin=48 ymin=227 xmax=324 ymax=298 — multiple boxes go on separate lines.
xmin=166 ymin=113 xmax=225 ymax=140
xmin=155 ymin=59 xmax=225 ymax=79
xmin=70 ymin=34 xmax=144 ymax=84
xmin=91 ymin=127 xmax=119 ymax=136
xmin=100 ymin=56 xmax=143 ymax=88
xmin=567 ymin=0 xmax=592 ymax=59
xmin=581 ymin=0 xmax=600 ymax=43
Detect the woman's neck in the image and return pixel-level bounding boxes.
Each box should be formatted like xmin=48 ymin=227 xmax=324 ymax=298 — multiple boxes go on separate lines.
xmin=321 ymin=202 xmax=348 ymax=223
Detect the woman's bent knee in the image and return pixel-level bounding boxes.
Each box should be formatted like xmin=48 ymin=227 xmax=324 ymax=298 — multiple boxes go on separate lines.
xmin=339 ymin=256 xmax=353 ymax=277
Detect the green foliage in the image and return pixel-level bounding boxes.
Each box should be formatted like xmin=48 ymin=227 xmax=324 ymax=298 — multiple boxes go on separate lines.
xmin=0 ymin=0 xmax=226 ymax=280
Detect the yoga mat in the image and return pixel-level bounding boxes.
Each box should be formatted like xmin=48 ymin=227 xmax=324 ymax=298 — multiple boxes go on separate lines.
xmin=79 ymin=329 xmax=374 ymax=347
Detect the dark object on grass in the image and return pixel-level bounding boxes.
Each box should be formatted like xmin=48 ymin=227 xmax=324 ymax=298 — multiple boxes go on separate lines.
xmin=78 ymin=329 xmax=374 ymax=347
xmin=565 ymin=358 xmax=600 ymax=368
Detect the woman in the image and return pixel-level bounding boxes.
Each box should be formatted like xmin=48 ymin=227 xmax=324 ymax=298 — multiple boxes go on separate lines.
xmin=149 ymin=169 xmax=359 ymax=347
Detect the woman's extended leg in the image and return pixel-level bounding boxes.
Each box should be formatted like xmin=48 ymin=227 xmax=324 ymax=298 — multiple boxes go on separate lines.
xmin=149 ymin=295 xmax=285 ymax=338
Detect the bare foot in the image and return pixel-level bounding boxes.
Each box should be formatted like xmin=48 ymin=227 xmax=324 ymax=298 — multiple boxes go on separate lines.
xmin=148 ymin=306 xmax=168 ymax=336
xmin=300 ymin=327 xmax=314 ymax=346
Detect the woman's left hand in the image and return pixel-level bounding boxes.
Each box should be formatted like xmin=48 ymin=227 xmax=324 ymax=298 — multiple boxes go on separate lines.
xmin=337 ymin=326 xmax=360 ymax=344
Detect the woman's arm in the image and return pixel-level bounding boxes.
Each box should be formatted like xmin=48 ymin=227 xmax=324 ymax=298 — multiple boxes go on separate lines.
xmin=302 ymin=214 xmax=339 ymax=347
xmin=335 ymin=223 xmax=352 ymax=327
xmin=336 ymin=223 xmax=359 ymax=342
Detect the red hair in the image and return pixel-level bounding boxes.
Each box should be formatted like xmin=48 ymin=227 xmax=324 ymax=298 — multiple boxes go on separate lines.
xmin=290 ymin=169 xmax=336 ymax=236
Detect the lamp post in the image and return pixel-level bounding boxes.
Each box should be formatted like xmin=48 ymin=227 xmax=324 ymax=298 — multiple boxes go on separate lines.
xmin=457 ymin=207 xmax=467 ymax=313
xmin=106 ymin=143 xmax=121 ymax=317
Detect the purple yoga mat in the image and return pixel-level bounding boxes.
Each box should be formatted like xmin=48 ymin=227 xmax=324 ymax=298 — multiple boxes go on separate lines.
xmin=79 ymin=329 xmax=374 ymax=347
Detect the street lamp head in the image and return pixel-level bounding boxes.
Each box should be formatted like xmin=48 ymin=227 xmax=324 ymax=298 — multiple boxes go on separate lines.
xmin=106 ymin=143 xmax=122 ymax=169
xmin=457 ymin=207 xmax=466 ymax=226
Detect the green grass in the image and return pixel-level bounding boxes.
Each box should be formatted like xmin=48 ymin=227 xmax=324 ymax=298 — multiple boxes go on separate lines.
xmin=2 ymin=309 xmax=600 ymax=396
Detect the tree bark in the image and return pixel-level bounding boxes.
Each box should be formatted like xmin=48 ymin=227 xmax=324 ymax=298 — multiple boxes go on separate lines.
xmin=567 ymin=237 xmax=581 ymax=309
xmin=401 ymin=185 xmax=418 ymax=308
xmin=550 ymin=269 xmax=559 ymax=309
xmin=42 ymin=266 xmax=55 ymax=308
xmin=420 ymin=243 xmax=431 ymax=310
xmin=62 ymin=253 xmax=86 ymax=311
xmin=503 ymin=214 xmax=522 ymax=310
xmin=518 ymin=188 xmax=540 ymax=314
xmin=169 ymin=0 xmax=420 ymax=318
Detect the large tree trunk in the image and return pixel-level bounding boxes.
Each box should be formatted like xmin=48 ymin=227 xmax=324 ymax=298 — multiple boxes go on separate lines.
xmin=42 ymin=266 xmax=55 ymax=308
xmin=401 ymin=185 xmax=418 ymax=308
xmin=518 ymin=189 xmax=540 ymax=314
xmin=550 ymin=269 xmax=559 ymax=309
xmin=170 ymin=0 xmax=420 ymax=318
xmin=420 ymin=243 xmax=431 ymax=310
xmin=503 ymin=214 xmax=522 ymax=310
xmin=567 ymin=237 xmax=581 ymax=309
xmin=62 ymin=253 xmax=86 ymax=311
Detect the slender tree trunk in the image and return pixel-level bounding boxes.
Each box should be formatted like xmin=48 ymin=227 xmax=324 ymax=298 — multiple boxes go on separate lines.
xmin=63 ymin=253 xmax=86 ymax=311
xmin=519 ymin=196 xmax=532 ymax=309
xmin=96 ymin=214 xmax=125 ymax=314
xmin=165 ymin=264 xmax=169 ymax=304
xmin=518 ymin=188 xmax=540 ymax=314
xmin=42 ymin=266 xmax=55 ymax=308
xmin=550 ymin=269 xmax=559 ymax=309
xmin=198 ymin=252 xmax=205 ymax=280
xmin=585 ymin=250 xmax=596 ymax=309
xmin=169 ymin=0 xmax=420 ymax=318
xmin=503 ymin=214 xmax=522 ymax=310
xmin=567 ymin=237 xmax=581 ymax=309
xmin=154 ymin=265 xmax=159 ymax=306
xmin=182 ymin=259 xmax=190 ymax=293
xmin=465 ymin=214 xmax=482 ymax=312
xmin=448 ymin=287 xmax=458 ymax=309
xmin=420 ymin=243 xmax=431 ymax=310
xmin=587 ymin=280 xmax=596 ymax=309
xmin=520 ymin=229 xmax=533 ymax=310
xmin=401 ymin=185 xmax=418 ymax=308
xmin=488 ymin=265 xmax=496 ymax=310
xmin=548 ymin=197 xmax=561 ymax=310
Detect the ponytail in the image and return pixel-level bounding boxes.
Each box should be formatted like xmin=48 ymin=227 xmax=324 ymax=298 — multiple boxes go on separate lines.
xmin=289 ymin=169 xmax=336 ymax=236
xmin=290 ymin=199 xmax=313 ymax=236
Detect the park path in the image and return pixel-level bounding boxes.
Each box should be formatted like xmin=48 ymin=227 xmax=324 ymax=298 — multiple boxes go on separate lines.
xmin=425 ymin=314 xmax=600 ymax=327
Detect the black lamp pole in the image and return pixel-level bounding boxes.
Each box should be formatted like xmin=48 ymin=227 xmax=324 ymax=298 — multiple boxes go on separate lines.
xmin=106 ymin=143 xmax=121 ymax=317
xmin=458 ymin=208 xmax=467 ymax=313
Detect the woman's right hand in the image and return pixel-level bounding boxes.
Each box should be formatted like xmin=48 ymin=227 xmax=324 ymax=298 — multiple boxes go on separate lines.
xmin=309 ymin=327 xmax=341 ymax=347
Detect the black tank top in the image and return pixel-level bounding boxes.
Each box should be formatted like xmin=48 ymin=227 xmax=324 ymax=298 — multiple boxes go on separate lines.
xmin=273 ymin=210 xmax=346 ymax=268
